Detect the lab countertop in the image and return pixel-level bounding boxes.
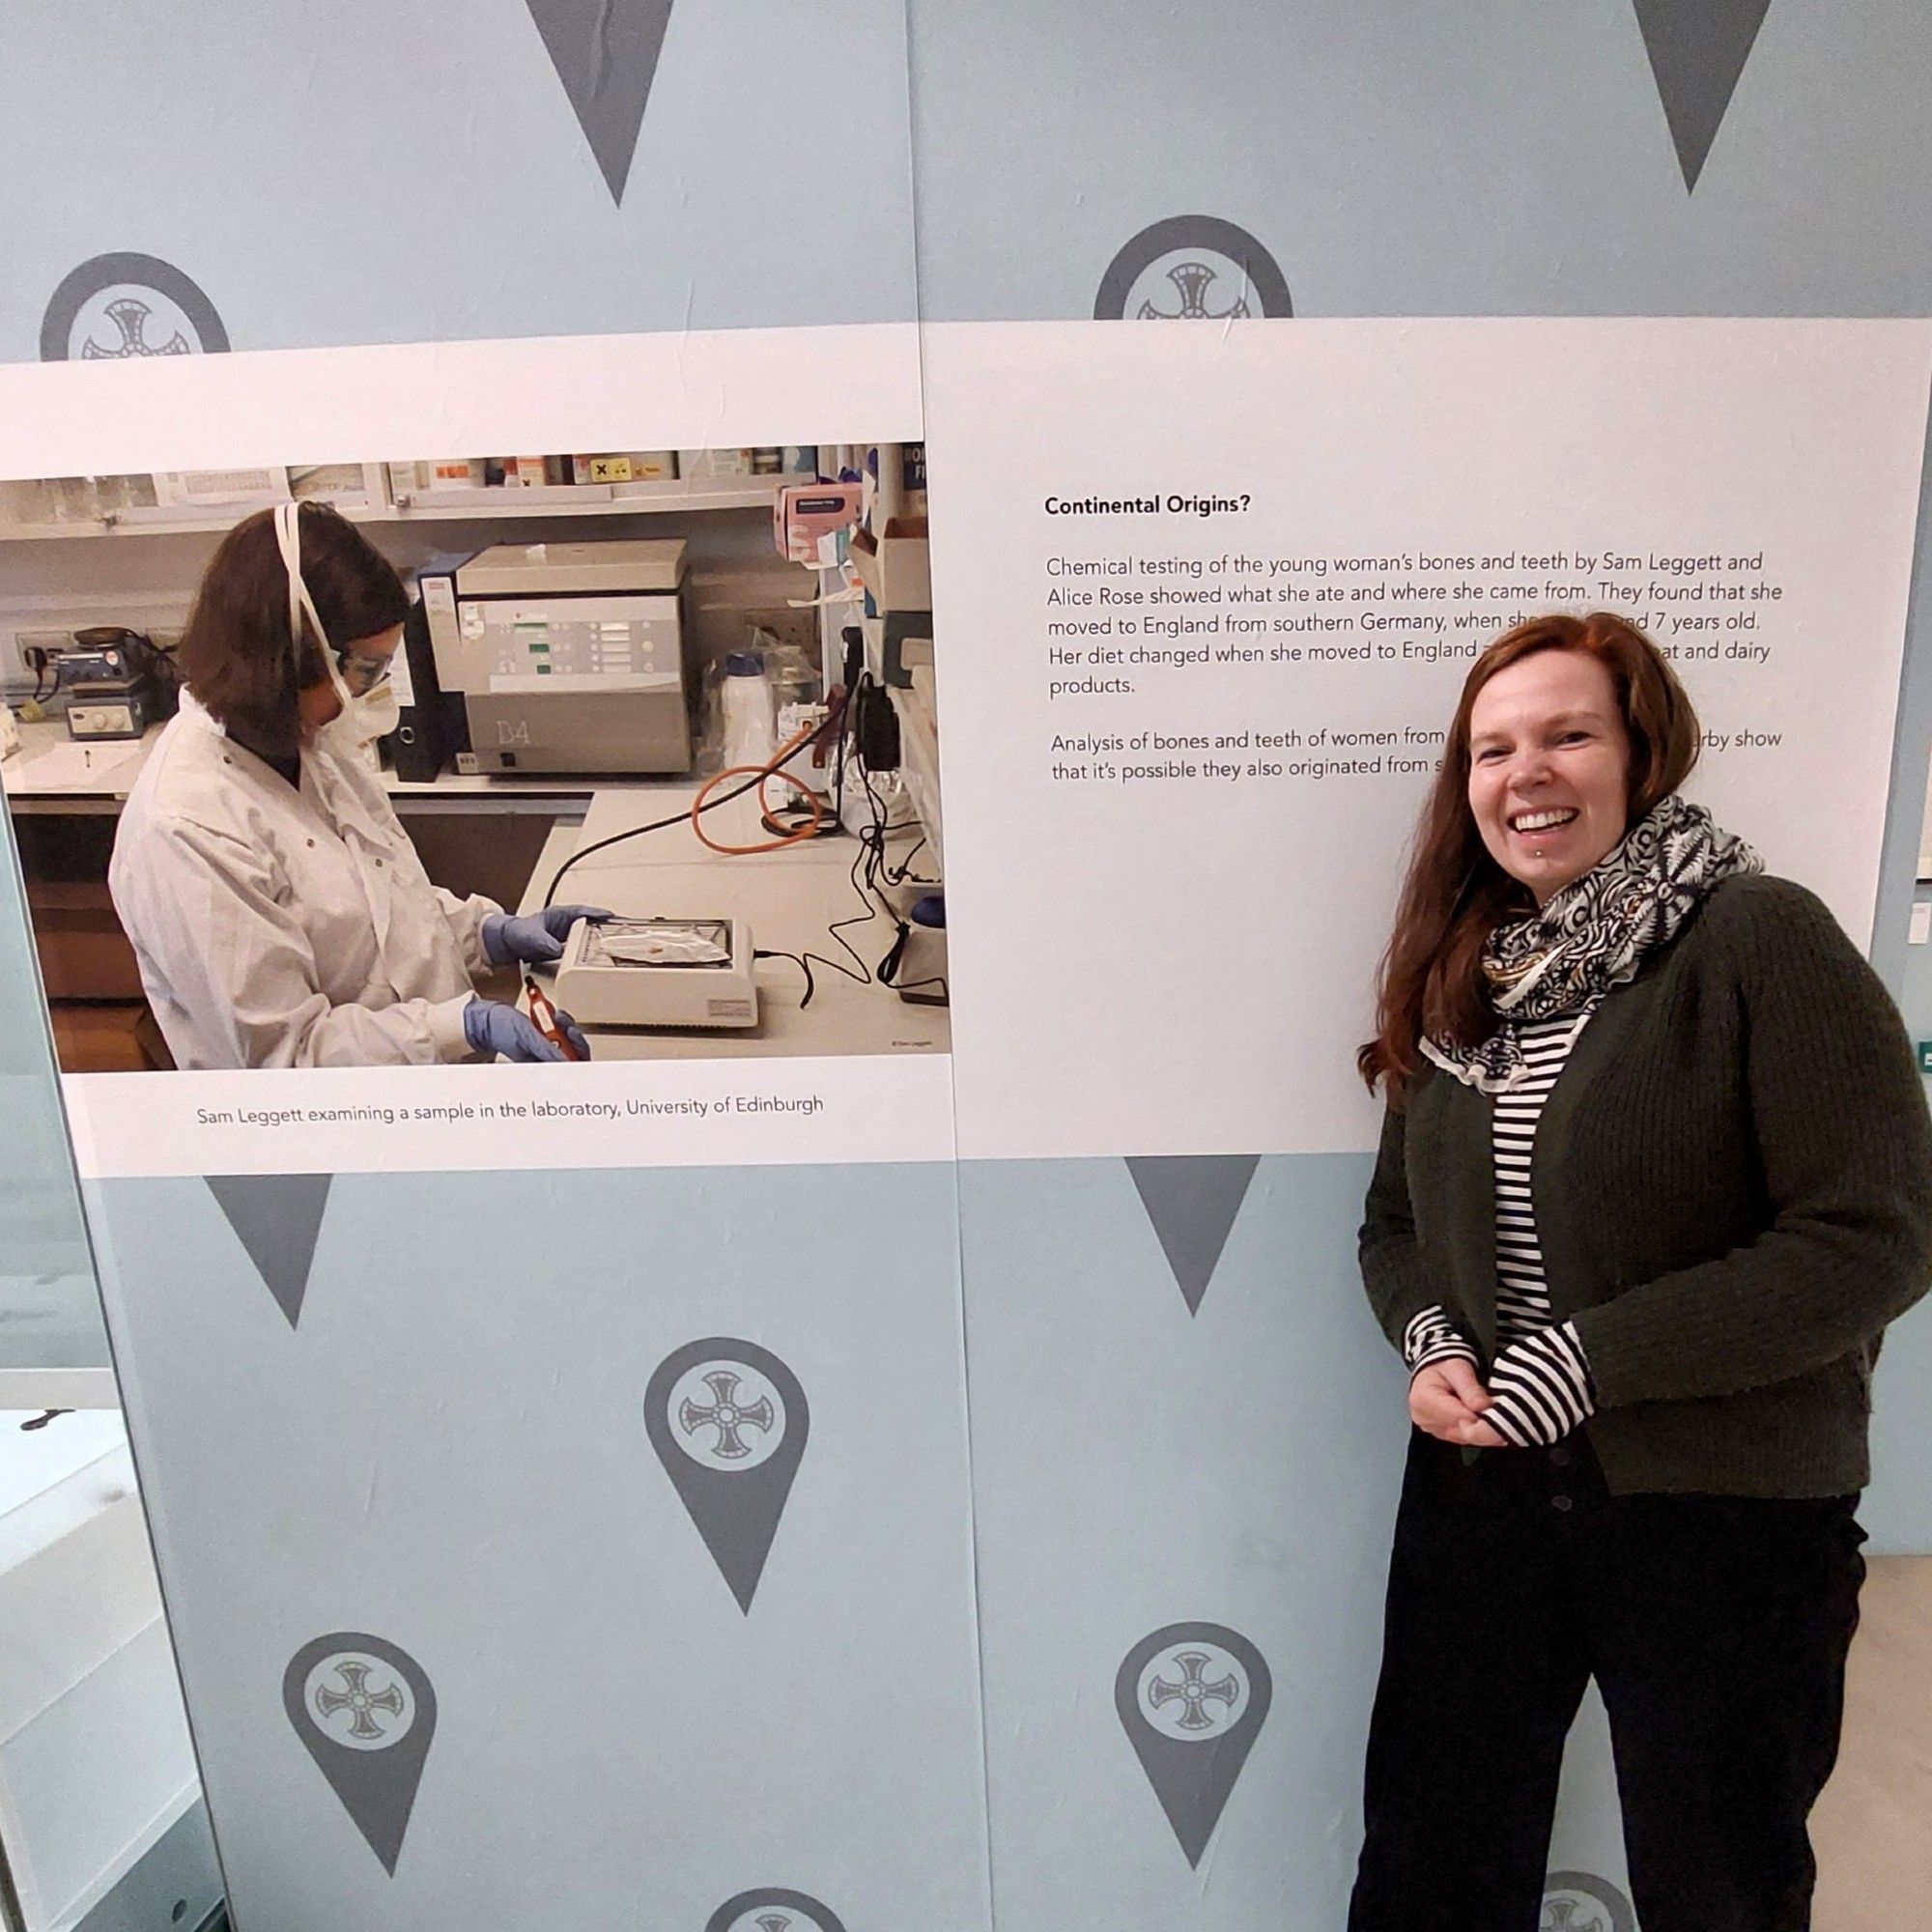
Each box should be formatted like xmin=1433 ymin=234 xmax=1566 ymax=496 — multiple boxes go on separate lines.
xmin=0 ymin=715 xmax=651 ymax=814
xmin=518 ymin=784 xmax=950 ymax=1061
xmin=3 ymin=715 xmax=949 ymax=1063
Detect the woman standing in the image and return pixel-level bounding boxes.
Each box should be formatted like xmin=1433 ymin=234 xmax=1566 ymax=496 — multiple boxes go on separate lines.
xmin=110 ymin=501 xmax=603 ymax=1067
xmin=1350 ymin=611 xmax=1932 ymax=1931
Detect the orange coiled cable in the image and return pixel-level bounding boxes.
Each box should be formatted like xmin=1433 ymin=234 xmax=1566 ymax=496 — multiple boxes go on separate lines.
xmin=689 ymin=722 xmax=827 ymax=855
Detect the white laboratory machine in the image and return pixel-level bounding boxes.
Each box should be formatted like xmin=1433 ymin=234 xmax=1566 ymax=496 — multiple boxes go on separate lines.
xmin=553 ymin=916 xmax=760 ymax=1029
xmin=420 ymin=540 xmax=693 ymax=774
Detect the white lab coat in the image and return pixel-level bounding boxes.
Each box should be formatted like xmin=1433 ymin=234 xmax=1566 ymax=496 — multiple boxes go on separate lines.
xmin=109 ymin=693 xmax=500 ymax=1068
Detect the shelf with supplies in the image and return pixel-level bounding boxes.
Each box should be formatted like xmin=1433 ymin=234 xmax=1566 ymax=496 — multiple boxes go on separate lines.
xmin=0 ymin=475 xmax=812 ymax=544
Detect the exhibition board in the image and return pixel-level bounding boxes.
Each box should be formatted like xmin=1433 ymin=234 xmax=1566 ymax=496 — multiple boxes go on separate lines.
xmin=2 ymin=5 xmax=1932 ymax=1926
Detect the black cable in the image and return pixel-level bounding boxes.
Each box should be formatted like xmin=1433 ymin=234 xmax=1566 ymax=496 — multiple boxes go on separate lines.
xmin=542 ymin=731 xmax=826 ymax=910
xmin=753 ymin=941 xmax=872 ymax=1011
xmin=545 ymin=664 xmax=943 ymax=1012
xmin=754 ymin=948 xmax=816 ymax=1007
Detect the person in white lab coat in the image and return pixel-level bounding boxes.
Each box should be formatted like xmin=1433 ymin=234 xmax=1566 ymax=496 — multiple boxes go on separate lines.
xmin=109 ymin=501 xmax=605 ymax=1068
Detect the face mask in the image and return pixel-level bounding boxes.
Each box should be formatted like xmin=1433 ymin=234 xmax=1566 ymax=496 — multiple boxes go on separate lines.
xmin=272 ymin=501 xmax=399 ymax=748
xmin=327 ymin=676 xmax=401 ymax=746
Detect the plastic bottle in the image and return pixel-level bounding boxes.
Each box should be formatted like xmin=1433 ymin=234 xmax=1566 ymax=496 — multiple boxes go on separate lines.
xmin=718 ymin=652 xmax=777 ymax=846
xmin=721 ymin=651 xmax=776 ymax=768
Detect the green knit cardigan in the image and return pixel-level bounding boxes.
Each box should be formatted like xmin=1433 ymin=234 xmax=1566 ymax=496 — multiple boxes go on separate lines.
xmin=1360 ymin=874 xmax=1932 ymax=1497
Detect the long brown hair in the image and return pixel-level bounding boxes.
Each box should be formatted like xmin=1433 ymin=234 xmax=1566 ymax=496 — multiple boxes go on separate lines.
xmin=179 ymin=501 xmax=407 ymax=760
xmin=1357 ymin=611 xmax=1701 ymax=1099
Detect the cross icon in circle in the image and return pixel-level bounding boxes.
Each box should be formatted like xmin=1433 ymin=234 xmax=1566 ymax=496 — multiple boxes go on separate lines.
xmin=754 ymin=1916 xmax=793 ymax=1932
xmin=79 ymin=297 xmax=190 ymax=358
xmin=313 ymin=1659 xmax=409 ymax=1745
xmin=1147 ymin=1650 xmax=1242 ymax=1732
xmin=679 ymin=1369 xmax=777 ymax=1461
xmin=1542 ymin=1901 xmax=1610 ymax=1932
xmin=1137 ymin=260 xmax=1251 ymax=321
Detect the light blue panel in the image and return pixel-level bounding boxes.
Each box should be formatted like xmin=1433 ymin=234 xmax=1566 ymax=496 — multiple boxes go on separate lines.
xmin=1546 ymin=1688 xmax=1638 ymax=1923
xmin=959 ymin=1143 xmax=1929 ymax=1923
xmin=85 ymin=1162 xmax=990 ymax=1931
xmin=1866 ymin=1293 xmax=1932 ymax=1548
xmin=956 ymin=1153 xmax=1400 ymax=1925
xmin=906 ymin=0 xmax=1932 ymax=323
xmin=0 ymin=801 xmax=105 ymax=1371
xmin=0 ymin=0 xmax=918 ymax=359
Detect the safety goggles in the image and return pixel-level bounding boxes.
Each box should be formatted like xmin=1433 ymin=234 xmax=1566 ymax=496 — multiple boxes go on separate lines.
xmin=335 ymin=649 xmax=394 ymax=696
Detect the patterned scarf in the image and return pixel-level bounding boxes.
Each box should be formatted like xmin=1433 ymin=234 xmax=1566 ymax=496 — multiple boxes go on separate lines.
xmin=1421 ymin=794 xmax=1762 ymax=1094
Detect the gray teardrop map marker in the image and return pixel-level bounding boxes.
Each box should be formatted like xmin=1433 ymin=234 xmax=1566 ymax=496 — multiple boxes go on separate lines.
xmin=706 ymin=1888 xmax=849 ymax=1932
xmin=205 ymin=1174 xmax=333 ymax=1328
xmin=1542 ymin=1871 xmax=1637 ymax=1932
xmin=283 ymin=1634 xmax=437 ymax=1874
xmin=645 ymin=1339 xmax=809 ymax=1613
xmin=1633 ymin=0 xmax=1774 ymax=191
xmin=526 ymin=0 xmax=675 ymax=205
xmin=1116 ymin=1622 xmax=1272 ymax=1867
xmin=1126 ymin=1154 xmax=1260 ymax=1315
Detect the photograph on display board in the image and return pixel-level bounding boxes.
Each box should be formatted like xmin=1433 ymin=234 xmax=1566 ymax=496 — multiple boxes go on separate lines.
xmin=0 ymin=444 xmax=944 ymax=1076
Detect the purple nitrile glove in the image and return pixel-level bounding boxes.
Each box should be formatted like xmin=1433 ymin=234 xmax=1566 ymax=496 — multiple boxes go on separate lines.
xmin=463 ymin=997 xmax=594 ymax=1063
xmin=480 ymin=905 xmax=611 ymax=967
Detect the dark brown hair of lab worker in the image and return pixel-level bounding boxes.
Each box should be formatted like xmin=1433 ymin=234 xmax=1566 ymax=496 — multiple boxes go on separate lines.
xmin=1358 ymin=611 xmax=1703 ymax=1100
xmin=178 ymin=500 xmax=410 ymax=761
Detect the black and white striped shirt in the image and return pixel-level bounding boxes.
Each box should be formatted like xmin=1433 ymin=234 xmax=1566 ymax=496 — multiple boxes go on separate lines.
xmin=1403 ymin=1005 xmax=1599 ymax=1447
xmin=1493 ymin=1009 xmax=1593 ymax=1337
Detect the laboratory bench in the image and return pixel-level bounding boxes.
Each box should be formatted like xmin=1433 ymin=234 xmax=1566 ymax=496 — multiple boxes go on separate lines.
xmin=518 ymin=783 xmax=948 ymax=1061
xmin=1 ymin=718 xmax=947 ymax=1069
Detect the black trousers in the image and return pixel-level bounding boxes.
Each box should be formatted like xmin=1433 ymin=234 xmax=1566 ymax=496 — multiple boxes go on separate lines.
xmin=1348 ymin=1430 xmax=1866 ymax=1932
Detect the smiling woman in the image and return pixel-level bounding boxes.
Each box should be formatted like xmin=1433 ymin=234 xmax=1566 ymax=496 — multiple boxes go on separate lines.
xmin=1466 ymin=646 xmax=1637 ymax=905
xmin=1345 ymin=611 xmax=1932 ymax=1931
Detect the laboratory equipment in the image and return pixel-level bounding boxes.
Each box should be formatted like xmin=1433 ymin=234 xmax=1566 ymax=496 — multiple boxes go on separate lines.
xmin=421 ymin=540 xmax=693 ymax=775
xmin=553 ymin=916 xmax=759 ymax=1029
xmin=60 ymin=628 xmax=178 ymax=742
xmin=388 ymin=554 xmax=473 ymax=781
xmin=885 ymin=893 xmax=948 ymax=1007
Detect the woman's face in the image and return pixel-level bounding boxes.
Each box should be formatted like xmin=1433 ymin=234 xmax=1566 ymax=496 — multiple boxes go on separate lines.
xmin=1466 ymin=648 xmax=1634 ymax=905
xmin=297 ymin=623 xmax=403 ymax=736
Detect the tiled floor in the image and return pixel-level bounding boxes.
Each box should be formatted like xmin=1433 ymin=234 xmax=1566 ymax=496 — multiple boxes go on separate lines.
xmin=1811 ymin=1556 xmax=1932 ymax=1928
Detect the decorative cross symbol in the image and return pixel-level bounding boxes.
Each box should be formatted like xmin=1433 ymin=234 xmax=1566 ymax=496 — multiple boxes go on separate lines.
xmin=679 ymin=1369 xmax=776 ymax=1460
xmin=80 ymin=297 xmax=191 ymax=359
xmin=1147 ymin=1650 xmax=1240 ymax=1731
xmin=754 ymin=1917 xmax=792 ymax=1932
xmin=1137 ymin=261 xmax=1252 ymax=322
xmin=313 ymin=1660 xmax=408 ymax=1743
xmin=1542 ymin=1902 xmax=1607 ymax=1932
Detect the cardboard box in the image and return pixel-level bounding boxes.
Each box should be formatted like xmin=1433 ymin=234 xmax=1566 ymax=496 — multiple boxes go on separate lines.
xmin=850 ymin=516 xmax=932 ymax=611
xmin=153 ymin=468 xmax=289 ymax=508
xmin=288 ymin=462 xmax=391 ymax=510
xmin=775 ymin=482 xmax=864 ymax=565
xmin=678 ymin=448 xmax=756 ymax=481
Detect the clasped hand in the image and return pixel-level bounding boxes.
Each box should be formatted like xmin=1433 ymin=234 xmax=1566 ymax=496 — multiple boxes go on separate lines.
xmin=1409 ymin=1357 xmax=1508 ymax=1449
